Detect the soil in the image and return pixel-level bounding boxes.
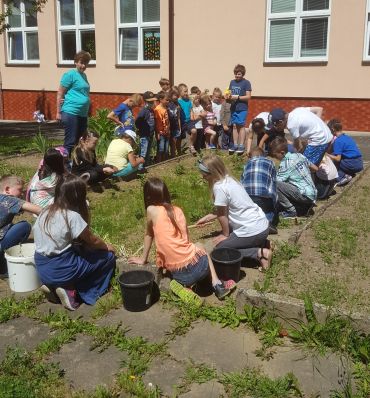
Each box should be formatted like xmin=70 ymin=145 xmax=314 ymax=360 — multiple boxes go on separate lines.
xmin=272 ymin=169 xmax=370 ymax=314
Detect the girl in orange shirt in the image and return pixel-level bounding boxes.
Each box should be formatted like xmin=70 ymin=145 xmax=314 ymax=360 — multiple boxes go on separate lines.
xmin=128 ymin=177 xmax=235 ymax=300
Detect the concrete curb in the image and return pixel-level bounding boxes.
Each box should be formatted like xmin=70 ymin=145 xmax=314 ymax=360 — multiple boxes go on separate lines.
xmin=235 ymin=288 xmax=370 ymax=333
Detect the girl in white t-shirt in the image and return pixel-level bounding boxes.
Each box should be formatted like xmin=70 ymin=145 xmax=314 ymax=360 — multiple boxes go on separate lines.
xmin=33 ymin=174 xmax=116 ymax=311
xmin=196 ymin=155 xmax=272 ymax=271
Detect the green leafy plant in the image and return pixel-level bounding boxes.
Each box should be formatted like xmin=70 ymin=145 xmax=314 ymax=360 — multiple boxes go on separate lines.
xmin=33 ymin=131 xmax=50 ymax=154
xmin=88 ymin=108 xmax=116 ymax=159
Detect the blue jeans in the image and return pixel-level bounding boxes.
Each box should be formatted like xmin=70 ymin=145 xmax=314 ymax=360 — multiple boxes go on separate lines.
xmin=0 ymin=221 xmax=31 ymax=252
xmin=171 ymin=255 xmax=209 ymax=287
xmin=0 ymin=221 xmax=31 ymax=273
xmin=61 ymin=112 xmax=88 ymax=155
xmin=337 ymin=157 xmax=363 ymax=180
xmin=139 ymin=136 xmax=153 ymax=168
xmin=157 ymin=135 xmax=169 ymax=154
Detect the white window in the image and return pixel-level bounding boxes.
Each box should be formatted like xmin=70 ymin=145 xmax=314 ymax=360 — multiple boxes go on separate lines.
xmin=6 ymin=0 xmax=39 ymax=63
xmin=117 ymin=0 xmax=160 ymax=64
xmin=364 ymin=0 xmax=370 ymax=61
xmin=57 ymin=0 xmax=96 ymax=64
xmin=266 ymin=0 xmax=330 ymax=62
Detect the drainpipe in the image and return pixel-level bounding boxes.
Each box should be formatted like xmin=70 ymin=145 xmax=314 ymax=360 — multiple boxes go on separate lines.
xmin=0 ymin=68 xmax=3 ymax=119
xmin=168 ymin=0 xmax=174 ymax=86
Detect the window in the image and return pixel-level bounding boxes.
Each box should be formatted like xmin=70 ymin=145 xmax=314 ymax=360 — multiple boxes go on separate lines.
xmin=117 ymin=0 xmax=160 ymax=64
xmin=6 ymin=0 xmax=39 ymax=63
xmin=364 ymin=0 xmax=370 ymax=61
xmin=266 ymin=0 xmax=330 ymax=62
xmin=57 ymin=0 xmax=96 ymax=63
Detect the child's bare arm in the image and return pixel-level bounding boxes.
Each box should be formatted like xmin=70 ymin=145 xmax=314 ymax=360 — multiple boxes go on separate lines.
xmin=258 ymin=133 xmax=269 ymax=149
xmin=22 ymin=202 xmax=41 ymax=215
xmin=107 ymin=111 xmax=122 ymax=126
xmin=79 ymin=227 xmax=116 ymax=253
xmin=128 ymin=152 xmax=144 ymax=167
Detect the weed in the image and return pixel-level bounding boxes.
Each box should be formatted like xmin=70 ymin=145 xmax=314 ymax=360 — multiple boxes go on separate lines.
xmin=254 ymin=242 xmax=301 ymax=293
xmin=221 ymin=368 xmax=302 ymax=398
xmin=116 ymin=373 xmax=160 ymax=398
xmin=91 ymin=278 xmax=122 ymax=319
xmin=33 ymin=131 xmax=50 ymax=154
xmin=0 ymin=347 xmax=66 ymax=398
xmin=174 ymin=163 xmax=186 ymax=175
xmin=175 ymin=361 xmax=218 ymax=394
xmin=244 ymin=304 xmax=266 ymax=332
xmin=0 ymin=292 xmax=44 ymax=323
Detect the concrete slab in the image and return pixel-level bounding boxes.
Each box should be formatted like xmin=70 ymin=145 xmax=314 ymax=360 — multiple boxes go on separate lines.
xmin=179 ymin=381 xmax=226 ymax=398
xmin=50 ymin=334 xmax=125 ymax=392
xmin=143 ymin=357 xmax=186 ymax=397
xmin=0 ymin=317 xmax=51 ymax=360
xmin=260 ymin=345 xmax=347 ymax=397
xmin=97 ymin=303 xmax=174 ymax=343
xmin=37 ymin=301 xmax=95 ymax=320
xmin=168 ymin=320 xmax=261 ymax=372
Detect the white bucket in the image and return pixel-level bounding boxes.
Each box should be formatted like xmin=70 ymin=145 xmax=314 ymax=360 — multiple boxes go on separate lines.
xmin=5 ymin=243 xmax=41 ymax=292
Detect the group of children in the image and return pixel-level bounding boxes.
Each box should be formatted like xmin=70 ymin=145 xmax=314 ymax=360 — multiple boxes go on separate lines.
xmin=0 ymin=62 xmax=364 ymax=311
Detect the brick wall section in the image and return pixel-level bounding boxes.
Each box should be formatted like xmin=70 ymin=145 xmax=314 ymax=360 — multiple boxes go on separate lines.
xmin=2 ymin=90 xmax=370 ymax=131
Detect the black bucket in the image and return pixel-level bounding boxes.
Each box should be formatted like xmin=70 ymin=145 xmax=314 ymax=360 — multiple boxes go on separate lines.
xmin=211 ymin=248 xmax=242 ymax=282
xmin=118 ymin=270 xmax=155 ymax=312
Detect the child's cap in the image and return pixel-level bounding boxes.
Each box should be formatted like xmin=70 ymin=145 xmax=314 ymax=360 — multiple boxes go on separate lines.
xmin=122 ymin=129 xmax=137 ymax=141
xmin=267 ymin=108 xmax=286 ymax=129
xmin=143 ymin=91 xmax=157 ymax=102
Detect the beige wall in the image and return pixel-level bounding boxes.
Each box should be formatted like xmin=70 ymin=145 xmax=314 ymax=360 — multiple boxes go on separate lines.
xmin=0 ymin=0 xmax=369 ymax=99
xmin=173 ymin=0 xmax=370 ymax=99
xmin=0 ymin=0 xmax=169 ymax=93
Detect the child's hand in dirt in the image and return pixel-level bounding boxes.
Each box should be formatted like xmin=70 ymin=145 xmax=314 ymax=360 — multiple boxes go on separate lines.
xmin=213 ymin=234 xmax=228 ymax=245
xmin=128 ymin=256 xmax=147 ymax=265
xmin=103 ymin=167 xmax=115 ymax=175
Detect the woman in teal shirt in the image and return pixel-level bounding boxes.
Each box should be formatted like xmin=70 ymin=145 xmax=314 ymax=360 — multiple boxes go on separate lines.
xmin=56 ymin=51 xmax=91 ymax=155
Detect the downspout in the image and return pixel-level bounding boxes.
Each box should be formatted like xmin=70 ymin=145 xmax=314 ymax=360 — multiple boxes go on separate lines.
xmin=0 ymin=68 xmax=4 ymax=120
xmin=168 ymin=0 xmax=174 ymax=86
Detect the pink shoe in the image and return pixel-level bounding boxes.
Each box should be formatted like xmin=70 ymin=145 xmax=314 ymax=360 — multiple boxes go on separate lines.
xmin=56 ymin=287 xmax=80 ymax=311
xmin=223 ymin=279 xmax=237 ymax=290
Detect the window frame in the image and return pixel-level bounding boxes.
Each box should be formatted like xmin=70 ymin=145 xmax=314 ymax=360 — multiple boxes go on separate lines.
xmin=364 ymin=0 xmax=370 ymax=61
xmin=116 ymin=0 xmax=160 ymax=65
xmin=5 ymin=0 xmax=40 ymax=64
xmin=56 ymin=0 xmax=96 ymax=65
xmin=265 ymin=0 xmax=331 ymax=63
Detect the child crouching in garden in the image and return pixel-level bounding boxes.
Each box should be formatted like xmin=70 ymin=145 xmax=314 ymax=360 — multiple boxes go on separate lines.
xmin=72 ymin=131 xmax=115 ymax=184
xmin=128 ymin=177 xmax=235 ymax=302
xmin=105 ymin=129 xmax=145 ymax=177
xmin=34 ymin=174 xmax=116 ymax=311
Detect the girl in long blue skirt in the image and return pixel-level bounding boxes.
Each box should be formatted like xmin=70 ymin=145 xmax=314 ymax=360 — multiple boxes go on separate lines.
xmin=33 ymin=174 xmax=116 ymax=310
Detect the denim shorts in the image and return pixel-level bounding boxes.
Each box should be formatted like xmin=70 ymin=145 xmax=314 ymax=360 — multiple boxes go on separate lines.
xmin=157 ymin=135 xmax=169 ymax=153
xmin=171 ymin=254 xmax=209 ymax=287
xmin=230 ymin=110 xmax=247 ymax=126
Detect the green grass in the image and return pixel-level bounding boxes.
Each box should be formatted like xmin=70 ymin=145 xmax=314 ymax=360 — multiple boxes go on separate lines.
xmin=0 ymin=136 xmax=62 ymax=156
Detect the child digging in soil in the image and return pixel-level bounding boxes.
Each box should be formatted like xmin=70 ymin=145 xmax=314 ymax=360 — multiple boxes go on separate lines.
xmin=128 ymin=177 xmax=236 ymax=303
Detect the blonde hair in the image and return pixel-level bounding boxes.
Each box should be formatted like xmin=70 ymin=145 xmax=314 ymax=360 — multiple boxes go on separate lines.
xmin=72 ymin=130 xmax=99 ymax=165
xmin=212 ymin=87 xmax=222 ymax=96
xmin=177 ymin=83 xmax=188 ymax=95
xmin=159 ymin=77 xmax=170 ymax=86
xmin=0 ymin=175 xmax=23 ymax=191
xmin=129 ymin=93 xmax=143 ymax=107
xmin=201 ymin=155 xmax=228 ymax=189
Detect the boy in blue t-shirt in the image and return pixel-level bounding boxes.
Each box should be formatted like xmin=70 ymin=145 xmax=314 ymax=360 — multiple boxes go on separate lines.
xmin=327 ymin=119 xmax=363 ymax=186
xmin=227 ymin=64 xmax=252 ymax=155
xmin=107 ymin=93 xmax=142 ymax=136
xmin=178 ymin=83 xmax=197 ymax=155
xmin=135 ymin=91 xmax=157 ymax=170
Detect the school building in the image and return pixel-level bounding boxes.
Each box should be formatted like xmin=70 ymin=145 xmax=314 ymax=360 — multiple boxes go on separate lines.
xmin=0 ymin=0 xmax=370 ymax=131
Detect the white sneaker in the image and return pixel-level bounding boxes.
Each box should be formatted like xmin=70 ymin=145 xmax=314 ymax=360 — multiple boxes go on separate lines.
xmin=336 ymin=174 xmax=352 ymax=187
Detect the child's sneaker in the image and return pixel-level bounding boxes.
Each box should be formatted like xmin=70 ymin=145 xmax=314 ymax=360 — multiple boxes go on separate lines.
xmin=209 ymin=144 xmax=217 ymax=150
xmin=56 ymin=287 xmax=80 ymax=311
xmin=279 ymin=210 xmax=297 ymax=219
xmin=214 ymin=281 xmax=233 ymax=300
xmin=222 ymin=279 xmax=237 ymax=290
xmin=228 ymin=144 xmax=236 ymax=155
xmin=40 ymin=285 xmax=60 ymax=304
xmin=236 ymin=145 xmax=245 ymax=155
xmin=170 ymin=280 xmax=203 ymax=307
xmin=336 ymin=174 xmax=352 ymax=187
